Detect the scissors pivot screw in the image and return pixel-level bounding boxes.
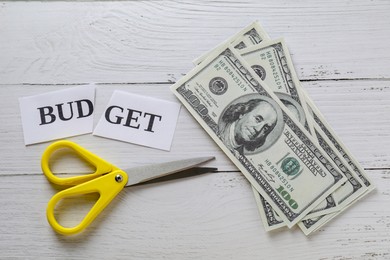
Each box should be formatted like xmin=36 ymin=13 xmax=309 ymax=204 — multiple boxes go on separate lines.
xmin=115 ymin=174 xmax=124 ymax=183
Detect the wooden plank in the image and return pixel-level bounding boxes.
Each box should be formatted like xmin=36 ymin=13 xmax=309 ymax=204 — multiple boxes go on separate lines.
xmin=1 ymin=1 xmax=389 ymax=258
xmin=1 ymin=80 xmax=389 ymax=175
xmin=0 ymin=0 xmax=389 ymax=84
xmin=0 ymin=169 xmax=388 ymax=258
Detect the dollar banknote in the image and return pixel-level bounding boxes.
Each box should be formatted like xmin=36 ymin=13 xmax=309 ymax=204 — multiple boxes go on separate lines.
xmin=193 ymin=21 xmax=270 ymax=65
xmin=238 ymin=39 xmax=370 ymax=226
xmin=240 ymin=39 xmax=374 ymax=232
xmin=188 ymin=21 xmax=374 ymax=233
xmin=195 ymin=25 xmax=345 ymax=227
xmin=171 ymin=44 xmax=346 ymax=227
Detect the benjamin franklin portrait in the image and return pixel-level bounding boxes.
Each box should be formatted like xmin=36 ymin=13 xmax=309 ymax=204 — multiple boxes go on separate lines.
xmin=218 ymin=94 xmax=284 ymax=155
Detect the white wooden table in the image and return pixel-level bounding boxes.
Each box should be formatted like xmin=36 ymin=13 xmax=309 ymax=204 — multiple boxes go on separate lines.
xmin=1 ymin=1 xmax=390 ymax=259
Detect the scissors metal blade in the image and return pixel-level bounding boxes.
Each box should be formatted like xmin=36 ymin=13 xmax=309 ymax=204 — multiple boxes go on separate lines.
xmin=123 ymin=157 xmax=215 ymax=187
xmin=134 ymin=167 xmax=218 ymax=186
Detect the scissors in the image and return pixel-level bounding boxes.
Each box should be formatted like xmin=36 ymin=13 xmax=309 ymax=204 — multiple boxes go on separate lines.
xmin=41 ymin=140 xmax=215 ymax=235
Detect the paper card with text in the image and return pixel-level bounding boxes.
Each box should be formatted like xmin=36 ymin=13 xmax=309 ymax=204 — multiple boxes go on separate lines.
xmin=93 ymin=91 xmax=181 ymax=151
xmin=19 ymin=85 xmax=96 ymax=145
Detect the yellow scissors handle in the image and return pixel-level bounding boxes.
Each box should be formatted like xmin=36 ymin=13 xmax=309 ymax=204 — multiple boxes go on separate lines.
xmin=46 ymin=169 xmax=128 ymax=235
xmin=41 ymin=140 xmax=118 ymax=186
xmin=42 ymin=140 xmax=127 ymax=235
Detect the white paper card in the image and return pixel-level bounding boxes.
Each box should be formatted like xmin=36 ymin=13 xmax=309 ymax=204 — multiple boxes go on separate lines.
xmin=93 ymin=91 xmax=181 ymax=151
xmin=19 ymin=85 xmax=96 ymax=145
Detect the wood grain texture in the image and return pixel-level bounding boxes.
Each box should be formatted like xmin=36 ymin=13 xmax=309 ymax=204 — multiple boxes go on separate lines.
xmin=1 ymin=0 xmax=390 ymax=259
xmin=0 ymin=0 xmax=390 ymax=84
xmin=0 ymin=170 xmax=388 ymax=259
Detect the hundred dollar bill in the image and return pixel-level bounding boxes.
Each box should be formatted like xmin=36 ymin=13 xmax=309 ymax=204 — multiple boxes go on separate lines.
xmin=195 ymin=26 xmax=345 ymax=224
xmin=193 ymin=21 xmax=269 ymax=65
xmin=237 ymin=38 xmax=331 ymax=228
xmin=238 ymin=40 xmax=347 ymax=219
xmin=239 ymin=38 xmax=370 ymax=228
xmin=171 ymin=44 xmax=346 ymax=227
xmin=194 ymin=24 xmax=290 ymax=230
